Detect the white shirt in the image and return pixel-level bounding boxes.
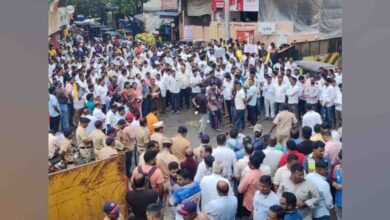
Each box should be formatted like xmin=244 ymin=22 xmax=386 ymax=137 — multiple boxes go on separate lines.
xmin=118 ymin=75 xmax=129 ymax=90
xmin=274 ymin=83 xmax=288 ymax=103
xmin=205 ymin=196 xmax=238 ymax=220
xmin=234 ymin=89 xmax=246 ymax=110
xmin=168 ymin=76 xmax=181 ymax=94
xmin=335 ymin=89 xmax=342 ymax=111
xmin=200 ymin=174 xmax=234 ymax=211
xmin=92 ymin=108 xmax=106 ymax=129
xmin=273 ymin=165 xmax=291 ymax=186
xmin=302 ymin=111 xmax=323 ymax=134
xmin=286 ymin=84 xmax=301 ymax=104
xmin=96 ymin=85 xmax=108 ymax=103
xmin=305 ymin=84 xmax=320 ymax=104
xmin=263 ymin=147 xmax=284 ymax=176
xmin=253 ymin=191 xmax=280 ymax=220
xmin=155 ymin=79 xmax=166 ymax=97
xmin=263 ymin=82 xmax=275 ymax=100
xmin=305 ymin=172 xmax=334 ymax=218
xmin=194 ymin=161 xmax=212 ymax=183
xmin=106 ymin=110 xmax=117 ymax=128
xmin=84 ymin=115 xmax=98 ymax=137
xmin=212 ymin=146 xmax=237 ymax=180
xmin=222 ymin=80 xmax=234 ymax=100
xmin=335 ymin=73 xmax=342 ymax=85
xmin=322 ymin=85 xmax=336 ymax=107
xmin=189 ymin=74 xmax=202 ymax=94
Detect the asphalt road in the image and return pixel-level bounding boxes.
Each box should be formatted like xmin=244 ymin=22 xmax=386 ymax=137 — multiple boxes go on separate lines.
xmin=159 ymin=108 xmax=274 ymax=148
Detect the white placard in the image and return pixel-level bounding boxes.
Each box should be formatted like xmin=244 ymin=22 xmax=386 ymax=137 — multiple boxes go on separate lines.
xmin=215 ymin=48 xmax=226 ymax=58
xmin=277 ymin=34 xmax=288 ymax=47
xmin=258 ymin=22 xmax=276 ymax=35
xmin=244 ymin=44 xmax=257 ymax=54
xmin=183 ymin=25 xmax=193 ymax=40
xmin=66 ymin=5 xmax=75 ymax=14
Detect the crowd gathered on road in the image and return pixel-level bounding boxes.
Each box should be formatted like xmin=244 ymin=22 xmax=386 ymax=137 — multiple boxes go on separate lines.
xmin=48 ymin=26 xmax=343 ymax=220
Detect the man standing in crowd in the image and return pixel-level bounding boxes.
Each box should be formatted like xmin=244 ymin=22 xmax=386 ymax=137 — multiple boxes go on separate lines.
xmin=278 ymin=164 xmax=320 ymax=220
xmin=172 ymin=126 xmax=192 ymax=161
xmin=200 ymin=160 xmax=233 ymax=211
xmin=234 ymin=81 xmax=246 ymax=131
xmin=238 ymin=154 xmax=263 ymax=218
xmin=269 ymin=104 xmax=298 ymax=147
xmin=204 ymin=180 xmax=237 ymax=220
xmin=252 ymin=175 xmax=280 ymax=220
xmin=306 ymin=160 xmax=334 ymax=220
xmin=212 ymin=134 xmax=237 ymax=180
xmin=323 ymin=129 xmax=342 ymax=165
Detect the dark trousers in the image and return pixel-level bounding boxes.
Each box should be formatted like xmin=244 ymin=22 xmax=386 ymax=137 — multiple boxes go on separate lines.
xmin=274 ymin=102 xmax=283 ymax=116
xmin=179 ymin=88 xmax=191 ymax=109
xmin=125 ymin=150 xmax=132 ymax=178
xmin=225 ymin=99 xmax=234 ymax=123
xmin=242 ymin=206 xmax=251 ymax=217
xmin=289 ymin=103 xmax=299 ymax=121
xmin=326 ymin=106 xmax=335 ymax=128
xmin=50 ymin=116 xmax=60 ymax=133
xmin=165 ymin=91 xmax=171 ymax=108
xmin=170 ymin=92 xmax=180 ymax=112
xmin=336 ymin=110 xmax=342 ymax=128
xmin=314 ymin=216 xmax=331 ymax=220
xmin=67 ymin=103 xmax=74 ymax=128
xmin=247 ymin=105 xmax=257 ymax=125
xmin=59 ymin=103 xmax=68 ymax=130
xmin=161 ymin=96 xmax=167 ymax=113
xmin=209 ymin=109 xmax=222 ymax=129
xmin=234 ymin=109 xmax=245 ymax=130
xmin=298 ymin=99 xmax=307 ymax=120
xmin=256 ymin=97 xmax=264 ymax=118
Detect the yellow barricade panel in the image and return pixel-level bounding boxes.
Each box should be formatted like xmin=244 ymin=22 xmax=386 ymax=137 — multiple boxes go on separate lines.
xmin=49 ymin=155 xmax=127 ymax=220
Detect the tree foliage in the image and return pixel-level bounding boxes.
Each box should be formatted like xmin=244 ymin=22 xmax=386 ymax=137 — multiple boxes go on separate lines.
xmin=105 ymin=0 xmax=151 ymax=16
xmin=67 ymin=0 xmax=108 ymax=19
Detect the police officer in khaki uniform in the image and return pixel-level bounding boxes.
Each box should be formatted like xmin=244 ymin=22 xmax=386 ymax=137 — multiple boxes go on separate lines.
xmin=90 ymin=120 xmax=106 ymax=160
xmin=106 ymin=126 xmax=125 ymax=152
xmin=150 ymin=121 xmax=165 ymax=148
xmin=171 ymin=126 xmax=192 ymax=161
xmin=156 ymin=138 xmax=181 ymax=180
xmin=99 ymin=137 xmax=119 ymax=160
xmin=122 ymin=112 xmax=137 ymax=177
xmin=59 ymin=129 xmax=76 ymax=168
xmin=115 ymin=119 xmax=127 ymax=152
xmin=135 ymin=118 xmax=150 ymax=156
xmin=76 ymin=117 xmax=93 ymax=162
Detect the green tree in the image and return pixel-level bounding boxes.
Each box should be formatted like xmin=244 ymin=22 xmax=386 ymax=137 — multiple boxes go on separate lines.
xmin=67 ymin=0 xmax=108 ymax=21
xmin=105 ymin=0 xmax=151 ymax=16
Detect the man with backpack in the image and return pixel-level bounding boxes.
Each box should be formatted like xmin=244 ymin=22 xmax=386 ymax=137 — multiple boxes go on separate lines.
xmin=126 ymin=174 xmax=158 ymax=220
xmin=130 ymin=150 xmax=165 ymax=200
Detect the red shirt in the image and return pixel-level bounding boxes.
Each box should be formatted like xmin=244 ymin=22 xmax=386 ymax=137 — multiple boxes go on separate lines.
xmin=278 ymin=150 xmax=305 ymax=167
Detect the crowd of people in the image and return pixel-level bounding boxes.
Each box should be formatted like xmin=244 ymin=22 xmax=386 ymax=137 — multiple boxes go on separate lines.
xmin=48 ymin=26 xmax=343 ymax=220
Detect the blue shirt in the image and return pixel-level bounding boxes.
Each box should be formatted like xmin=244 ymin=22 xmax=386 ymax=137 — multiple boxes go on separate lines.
xmin=284 ymin=209 xmax=303 ymax=220
xmin=253 ymin=136 xmax=266 ymax=151
xmin=49 ymin=94 xmax=60 ymax=117
xmin=227 ymin=138 xmax=244 ymax=159
xmin=246 ymin=85 xmax=258 ymax=106
xmin=305 ymin=172 xmax=334 ymax=218
xmin=333 ymin=164 xmax=342 ymax=208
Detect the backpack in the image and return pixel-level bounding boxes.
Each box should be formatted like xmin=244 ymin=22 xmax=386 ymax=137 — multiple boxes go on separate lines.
xmin=137 ymin=166 xmax=157 ymax=189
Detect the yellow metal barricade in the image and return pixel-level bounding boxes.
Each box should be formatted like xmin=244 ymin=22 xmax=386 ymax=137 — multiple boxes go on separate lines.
xmin=48 ymin=155 xmax=127 ymax=220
